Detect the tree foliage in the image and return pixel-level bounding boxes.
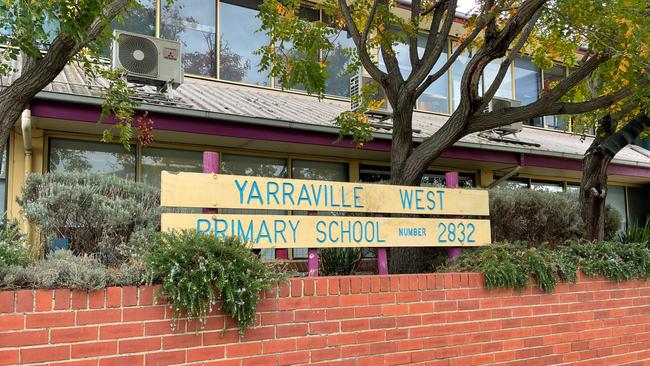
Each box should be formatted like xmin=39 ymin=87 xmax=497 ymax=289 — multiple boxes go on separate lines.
xmin=0 ymin=0 xmax=162 ymax=152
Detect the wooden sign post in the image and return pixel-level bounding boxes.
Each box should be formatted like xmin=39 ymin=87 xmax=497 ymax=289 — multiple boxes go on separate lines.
xmin=160 ymin=171 xmax=492 ymax=275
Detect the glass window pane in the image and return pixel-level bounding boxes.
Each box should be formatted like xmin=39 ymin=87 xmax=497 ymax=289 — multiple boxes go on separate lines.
xmin=483 ymin=58 xmax=513 ymax=99
xmin=359 ymin=165 xmax=391 ymax=183
xmin=514 ymin=57 xmax=540 ymax=106
xmin=292 ymin=160 xmax=348 ymax=181
xmin=161 ymin=0 xmax=217 ymax=77
xmin=141 ymin=148 xmax=203 ymax=188
xmin=221 ymin=154 xmax=288 ymax=177
xmin=48 ymin=139 xmax=136 ymax=180
xmin=325 ymin=29 xmax=356 ymax=97
xmin=112 ymin=0 xmax=156 ymax=36
xmin=417 ymin=37 xmax=449 ymax=113
xmin=378 ymin=39 xmax=411 ymax=79
xmin=543 ymin=65 xmax=568 ymax=130
xmin=606 ymin=186 xmax=627 ymax=232
xmin=531 ymin=181 xmax=563 ymax=192
xmin=219 ymin=0 xmax=270 ymax=85
xmin=627 ymin=187 xmax=649 ymax=227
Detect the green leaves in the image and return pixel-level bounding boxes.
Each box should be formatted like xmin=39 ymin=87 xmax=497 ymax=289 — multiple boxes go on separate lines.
xmin=144 ymin=231 xmax=286 ymax=334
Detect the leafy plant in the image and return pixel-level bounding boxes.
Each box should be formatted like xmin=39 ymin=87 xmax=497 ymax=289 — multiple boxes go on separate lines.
xmin=444 ymin=239 xmax=650 ymax=293
xmin=0 ymin=250 xmax=145 ymax=290
xmin=617 ymin=218 xmax=650 ymax=245
xmin=19 ymin=172 xmax=160 ymax=264
xmin=319 ymin=247 xmax=363 ymax=276
xmin=0 ymin=217 xmax=31 ymax=267
xmin=489 ymin=188 xmax=621 ymax=245
xmin=143 ymin=230 xmax=286 ymax=334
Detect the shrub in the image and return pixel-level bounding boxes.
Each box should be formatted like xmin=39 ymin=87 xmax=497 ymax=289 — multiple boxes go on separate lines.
xmin=489 ymin=188 xmax=621 ymax=245
xmin=617 ymin=218 xmax=650 ymax=244
xmin=19 ymin=172 xmax=160 ymax=264
xmin=442 ymin=242 xmax=577 ymax=293
xmin=143 ymin=230 xmax=286 ymax=334
xmin=0 ymin=217 xmax=31 ymax=267
xmin=0 ymin=250 xmax=145 ymax=290
xmin=319 ymin=248 xmax=363 ymax=276
xmin=443 ymin=240 xmax=650 ymax=292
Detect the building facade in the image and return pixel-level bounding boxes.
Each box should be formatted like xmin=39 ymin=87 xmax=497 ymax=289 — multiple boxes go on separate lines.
xmin=1 ymin=0 xmax=650 ymax=259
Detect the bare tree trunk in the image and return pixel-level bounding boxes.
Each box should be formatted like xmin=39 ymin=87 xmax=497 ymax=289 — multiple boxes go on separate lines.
xmin=579 ymin=138 xmax=613 ymax=242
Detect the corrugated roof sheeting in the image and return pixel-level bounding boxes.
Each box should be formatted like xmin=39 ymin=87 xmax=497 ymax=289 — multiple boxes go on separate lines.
xmin=1 ymin=57 xmax=649 ymax=167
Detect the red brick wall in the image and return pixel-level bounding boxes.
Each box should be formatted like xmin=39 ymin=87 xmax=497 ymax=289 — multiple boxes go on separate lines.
xmin=1 ymin=273 xmax=649 ymax=366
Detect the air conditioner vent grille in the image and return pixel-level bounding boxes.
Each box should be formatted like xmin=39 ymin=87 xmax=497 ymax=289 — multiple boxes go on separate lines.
xmin=117 ymin=34 xmax=158 ymax=77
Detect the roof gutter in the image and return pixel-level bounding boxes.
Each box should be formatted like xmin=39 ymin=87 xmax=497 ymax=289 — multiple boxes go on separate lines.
xmin=32 ymin=91 xmax=650 ymax=170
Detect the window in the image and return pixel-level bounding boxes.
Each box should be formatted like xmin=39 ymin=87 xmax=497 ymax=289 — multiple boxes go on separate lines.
xmin=141 ymin=147 xmax=203 ymax=188
xmin=531 ymin=180 xmax=563 ymax=192
xmin=514 ymin=57 xmax=543 ymax=127
xmin=111 ymin=0 xmax=156 ymax=37
xmin=359 ymin=165 xmax=391 ymax=184
xmin=543 ymin=65 xmax=569 ymax=130
xmin=292 ymin=159 xmax=348 ymax=258
xmin=48 ymin=139 xmax=136 ymax=180
xmin=606 ymin=186 xmax=627 ymax=232
xmin=627 ymin=187 xmax=649 ymax=227
xmin=417 ymin=38 xmax=449 ymax=113
xmin=161 ymin=0 xmax=217 ymax=77
xmin=324 ymin=28 xmax=356 ymax=97
xmin=483 ymin=58 xmax=513 ymax=99
xmin=219 ymin=0 xmax=269 ymax=85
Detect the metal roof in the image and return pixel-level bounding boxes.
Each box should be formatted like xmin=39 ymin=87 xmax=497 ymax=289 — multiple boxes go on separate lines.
xmin=2 ymin=58 xmax=649 ymax=168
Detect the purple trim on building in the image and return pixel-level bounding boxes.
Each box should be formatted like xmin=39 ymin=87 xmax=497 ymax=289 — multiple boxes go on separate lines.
xmin=30 ymin=100 xmax=650 ymax=179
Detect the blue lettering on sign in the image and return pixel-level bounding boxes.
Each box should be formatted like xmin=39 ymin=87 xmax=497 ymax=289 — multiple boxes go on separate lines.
xmin=426 ymin=191 xmax=436 ymax=210
xmin=399 ymin=189 xmax=414 ymax=209
xmin=316 ymin=221 xmax=326 ymax=243
xmin=297 ymin=184 xmax=312 ymax=206
xmin=247 ymin=181 xmax=263 ymax=205
xmin=353 ymin=186 xmax=364 ymax=208
xmin=288 ymin=220 xmax=300 ymax=242
xmin=197 ymin=219 xmax=212 ymax=234
xmin=234 ymin=179 xmax=247 ymax=204
xmin=274 ymin=220 xmax=287 ymax=243
xmin=311 ymin=185 xmax=323 ymax=206
xmin=267 ymin=182 xmax=280 ymax=204
xmin=398 ymin=228 xmax=427 ymax=236
xmin=282 ymin=182 xmax=295 ymax=205
xmin=399 ymin=188 xmax=445 ymax=212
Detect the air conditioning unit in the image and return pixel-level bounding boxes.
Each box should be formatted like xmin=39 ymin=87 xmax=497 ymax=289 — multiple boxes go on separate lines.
xmin=350 ymin=71 xmax=393 ymax=116
xmin=111 ymin=30 xmax=183 ymax=90
xmin=486 ymin=96 xmax=523 ymax=134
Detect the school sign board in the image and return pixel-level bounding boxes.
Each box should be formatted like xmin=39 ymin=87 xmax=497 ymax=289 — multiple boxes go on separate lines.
xmin=160 ymin=171 xmax=491 ymax=248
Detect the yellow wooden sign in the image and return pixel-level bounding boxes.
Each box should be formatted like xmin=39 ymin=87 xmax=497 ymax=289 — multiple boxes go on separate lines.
xmin=161 ymin=213 xmax=491 ymax=248
xmin=160 ymin=172 xmax=489 ymax=215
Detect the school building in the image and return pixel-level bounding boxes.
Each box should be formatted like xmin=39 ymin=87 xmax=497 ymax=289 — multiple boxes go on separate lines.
xmin=1 ymin=0 xmax=650 ymax=259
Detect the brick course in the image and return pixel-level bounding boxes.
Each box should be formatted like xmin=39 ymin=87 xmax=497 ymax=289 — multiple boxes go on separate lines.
xmin=0 ymin=273 xmax=649 ymax=365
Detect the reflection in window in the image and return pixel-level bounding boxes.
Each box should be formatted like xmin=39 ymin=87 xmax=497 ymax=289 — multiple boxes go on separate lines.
xmin=417 ymin=37 xmax=449 ymax=113
xmin=219 ymin=0 xmax=269 ymax=85
xmin=514 ymin=57 xmax=543 ymax=127
xmin=141 ymin=148 xmax=202 ymax=188
xmin=627 ymin=187 xmax=649 ymax=228
xmin=48 ymin=139 xmax=136 ymax=180
xmin=359 ymin=165 xmax=391 ymax=184
xmin=606 ymin=186 xmax=627 ymax=232
xmin=531 ymin=181 xmax=563 ymax=192
xmin=111 ymin=0 xmax=156 ymax=36
xmin=325 ymin=29 xmax=356 ymax=97
xmin=483 ymin=58 xmax=513 ymax=99
xmin=543 ymin=65 xmax=569 ymax=130
xmin=161 ymin=0 xmax=217 ymax=77
xmin=221 ymin=154 xmax=287 ymax=178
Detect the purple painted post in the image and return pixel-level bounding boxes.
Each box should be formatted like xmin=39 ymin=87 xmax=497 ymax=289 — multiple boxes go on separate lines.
xmin=445 ymin=171 xmax=463 ymax=259
xmin=307 ymin=211 xmax=318 ymax=277
xmin=202 ymin=152 xmax=219 ymax=215
xmin=374 ymin=214 xmax=388 ymax=275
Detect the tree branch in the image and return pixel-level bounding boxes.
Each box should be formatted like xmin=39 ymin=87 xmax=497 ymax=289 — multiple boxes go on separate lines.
xmin=599 ymin=114 xmax=650 ymax=157
xmin=337 ymin=0 xmax=387 ymax=83
xmin=409 ymin=0 xmax=422 ymax=68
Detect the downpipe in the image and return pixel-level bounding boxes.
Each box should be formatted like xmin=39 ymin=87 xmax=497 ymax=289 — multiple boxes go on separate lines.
xmin=21 ymin=109 xmax=32 ymax=177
